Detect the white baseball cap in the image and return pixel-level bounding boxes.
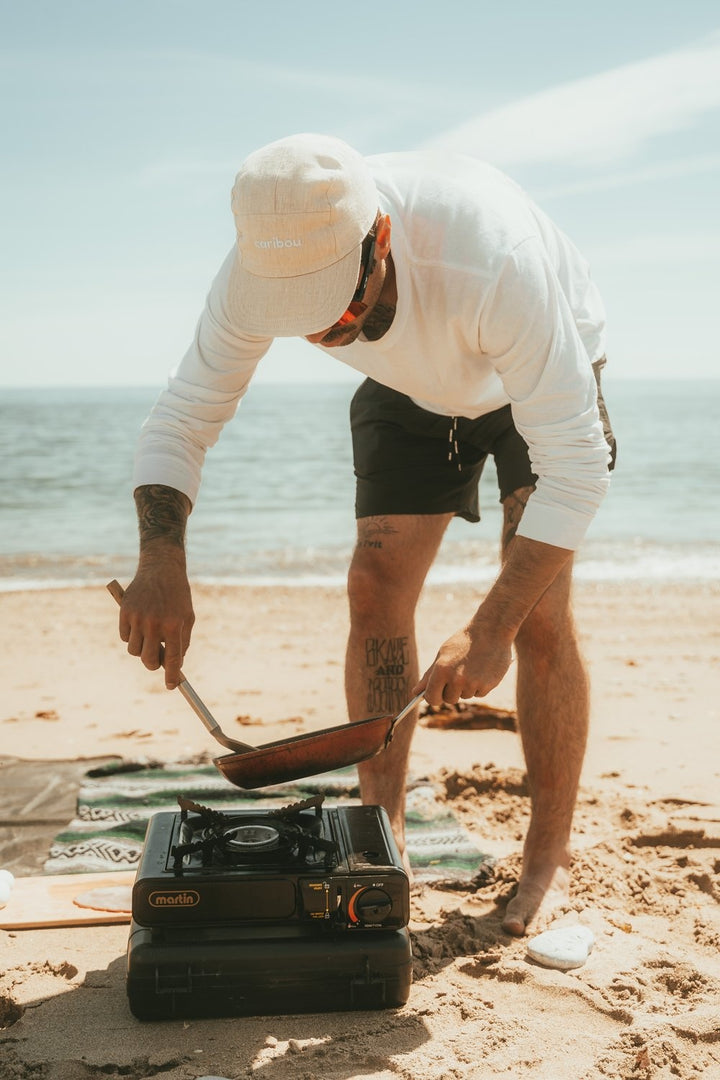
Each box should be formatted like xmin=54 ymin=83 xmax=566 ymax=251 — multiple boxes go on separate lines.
xmin=227 ymin=133 xmax=379 ymax=337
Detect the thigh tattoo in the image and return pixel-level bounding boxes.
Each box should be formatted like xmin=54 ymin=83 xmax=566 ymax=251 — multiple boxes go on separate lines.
xmin=356 ymin=516 xmax=399 ymax=550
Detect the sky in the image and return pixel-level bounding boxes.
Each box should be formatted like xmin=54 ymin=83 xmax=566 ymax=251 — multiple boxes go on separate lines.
xmin=1 ymin=0 xmax=719 ymax=388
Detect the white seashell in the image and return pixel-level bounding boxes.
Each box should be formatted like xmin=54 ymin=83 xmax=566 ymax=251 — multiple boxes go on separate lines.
xmin=0 ymin=880 xmax=11 ymax=908
xmin=0 ymin=869 xmax=15 ymax=888
xmin=526 ymin=925 xmax=595 ymax=970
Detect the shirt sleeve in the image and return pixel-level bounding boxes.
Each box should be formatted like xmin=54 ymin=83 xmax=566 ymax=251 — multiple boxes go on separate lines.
xmin=478 ymin=238 xmax=611 ymax=550
xmin=132 ymin=249 xmax=273 ymax=506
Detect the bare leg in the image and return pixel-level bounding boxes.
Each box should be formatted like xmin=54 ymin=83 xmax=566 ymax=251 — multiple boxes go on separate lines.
xmin=499 ymin=489 xmax=589 ymax=935
xmin=345 ymin=514 xmax=452 ymax=868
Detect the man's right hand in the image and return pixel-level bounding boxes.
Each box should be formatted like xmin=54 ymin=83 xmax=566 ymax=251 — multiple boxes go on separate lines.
xmin=119 ymin=560 xmax=195 ymax=690
xmin=121 ymin=484 xmax=194 ymax=688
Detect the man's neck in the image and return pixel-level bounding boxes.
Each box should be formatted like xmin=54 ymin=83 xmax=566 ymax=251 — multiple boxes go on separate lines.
xmin=381 ymin=251 xmax=397 ymax=307
xmin=362 ymin=252 xmax=397 ymax=341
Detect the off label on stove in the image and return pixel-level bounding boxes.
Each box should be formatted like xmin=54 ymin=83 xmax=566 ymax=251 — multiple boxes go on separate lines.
xmin=148 ymin=889 xmax=201 ymax=908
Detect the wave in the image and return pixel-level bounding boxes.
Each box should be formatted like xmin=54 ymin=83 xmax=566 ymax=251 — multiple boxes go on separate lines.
xmin=1 ymin=537 xmax=717 ymax=592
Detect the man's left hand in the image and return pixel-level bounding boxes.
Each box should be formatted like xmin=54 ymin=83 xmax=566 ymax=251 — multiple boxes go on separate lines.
xmin=414 ymin=620 xmax=514 ymax=706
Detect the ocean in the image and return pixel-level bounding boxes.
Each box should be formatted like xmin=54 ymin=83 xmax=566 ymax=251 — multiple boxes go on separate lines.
xmin=1 ymin=379 xmax=718 ymax=591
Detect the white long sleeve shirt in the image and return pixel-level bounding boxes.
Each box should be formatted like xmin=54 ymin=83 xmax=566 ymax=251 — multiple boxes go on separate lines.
xmin=134 ymin=151 xmax=611 ymax=550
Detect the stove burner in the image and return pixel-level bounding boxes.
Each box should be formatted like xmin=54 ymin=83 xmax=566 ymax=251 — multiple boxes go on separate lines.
xmin=169 ymin=796 xmax=339 ymax=872
xmin=225 ymin=824 xmax=280 ymax=851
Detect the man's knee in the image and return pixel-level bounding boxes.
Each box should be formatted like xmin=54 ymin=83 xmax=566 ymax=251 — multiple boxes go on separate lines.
xmin=347 ymin=555 xmax=415 ymax=622
xmin=516 ymin=604 xmax=567 ymax=659
xmin=347 ymin=556 xmax=384 ymax=613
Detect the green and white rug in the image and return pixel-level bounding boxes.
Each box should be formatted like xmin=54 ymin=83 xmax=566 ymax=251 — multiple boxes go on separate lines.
xmin=46 ymin=760 xmax=492 ymax=886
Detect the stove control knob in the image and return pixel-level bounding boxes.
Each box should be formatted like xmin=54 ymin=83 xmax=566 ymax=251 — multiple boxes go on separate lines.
xmin=352 ymin=887 xmax=393 ymax=924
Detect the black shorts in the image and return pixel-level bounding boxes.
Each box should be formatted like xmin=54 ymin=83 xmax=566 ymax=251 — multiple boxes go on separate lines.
xmin=350 ymin=358 xmax=616 ymax=521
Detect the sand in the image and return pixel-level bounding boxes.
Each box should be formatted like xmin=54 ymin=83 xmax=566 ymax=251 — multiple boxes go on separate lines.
xmin=1 ymin=579 xmax=719 ymax=1079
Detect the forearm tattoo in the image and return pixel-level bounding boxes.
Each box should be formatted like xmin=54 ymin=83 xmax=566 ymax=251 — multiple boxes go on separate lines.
xmin=501 ymin=485 xmax=535 ymax=552
xmin=134 ymin=485 xmax=190 ymax=550
xmin=365 ymin=635 xmax=409 ymax=715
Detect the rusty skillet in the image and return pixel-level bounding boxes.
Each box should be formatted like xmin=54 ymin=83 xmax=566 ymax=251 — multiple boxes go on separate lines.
xmin=108 ymin=580 xmax=423 ymax=789
xmin=213 ymin=693 xmax=423 ymax=789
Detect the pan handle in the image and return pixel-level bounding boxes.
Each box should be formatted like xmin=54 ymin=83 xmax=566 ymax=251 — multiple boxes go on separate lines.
xmin=383 ymin=692 xmax=426 ymax=749
xmin=106 ymin=580 xmax=257 ymax=755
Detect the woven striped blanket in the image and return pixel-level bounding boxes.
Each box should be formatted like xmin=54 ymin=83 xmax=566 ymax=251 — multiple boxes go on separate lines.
xmin=46 ymin=761 xmax=491 ymax=886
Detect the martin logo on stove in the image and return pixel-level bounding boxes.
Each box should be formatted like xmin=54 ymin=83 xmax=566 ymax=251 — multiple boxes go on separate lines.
xmin=148 ymin=890 xmax=200 ymax=907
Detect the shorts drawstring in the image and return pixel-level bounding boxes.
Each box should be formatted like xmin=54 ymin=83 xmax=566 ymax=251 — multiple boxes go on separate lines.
xmin=448 ymin=417 xmax=462 ymax=472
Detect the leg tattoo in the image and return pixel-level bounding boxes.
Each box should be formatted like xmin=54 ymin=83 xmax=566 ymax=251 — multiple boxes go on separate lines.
xmin=364 ymin=635 xmax=410 ymax=714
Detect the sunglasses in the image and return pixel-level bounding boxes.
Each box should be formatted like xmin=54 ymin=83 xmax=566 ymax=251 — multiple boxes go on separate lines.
xmin=335 ymin=237 xmax=376 ymax=328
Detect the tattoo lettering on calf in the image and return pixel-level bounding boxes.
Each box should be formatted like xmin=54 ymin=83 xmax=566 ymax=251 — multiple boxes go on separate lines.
xmin=367 ymin=675 xmax=408 ymax=715
xmin=365 ymin=636 xmax=409 ymax=714
xmin=366 ymin=636 xmax=410 ymax=669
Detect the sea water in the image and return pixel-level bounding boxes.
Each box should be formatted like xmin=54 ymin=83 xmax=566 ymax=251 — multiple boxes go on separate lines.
xmin=1 ymin=379 xmax=718 ymax=591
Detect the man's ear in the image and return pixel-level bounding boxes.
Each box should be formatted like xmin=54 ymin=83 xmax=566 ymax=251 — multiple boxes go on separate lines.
xmin=375 ymin=214 xmax=392 ymax=257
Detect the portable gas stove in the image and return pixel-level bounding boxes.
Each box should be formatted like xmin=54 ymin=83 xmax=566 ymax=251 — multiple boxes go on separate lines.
xmin=126 ymin=795 xmax=412 ymax=1019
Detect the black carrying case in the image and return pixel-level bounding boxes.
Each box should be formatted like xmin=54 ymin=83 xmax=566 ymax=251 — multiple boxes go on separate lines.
xmin=126 ymin=921 xmax=413 ymax=1020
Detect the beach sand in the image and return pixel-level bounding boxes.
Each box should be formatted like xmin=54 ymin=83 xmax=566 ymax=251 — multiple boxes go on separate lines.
xmin=1 ymin=580 xmax=719 ymax=1079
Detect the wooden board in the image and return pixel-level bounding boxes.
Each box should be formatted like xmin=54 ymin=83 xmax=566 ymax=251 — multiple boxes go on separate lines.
xmin=0 ymin=871 xmax=136 ymax=930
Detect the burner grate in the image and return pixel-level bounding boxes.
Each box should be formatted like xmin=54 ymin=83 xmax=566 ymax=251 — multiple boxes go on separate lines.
xmin=170 ymin=796 xmax=339 ymax=873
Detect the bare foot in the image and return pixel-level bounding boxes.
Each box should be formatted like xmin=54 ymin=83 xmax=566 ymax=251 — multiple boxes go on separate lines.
xmin=502 ymin=862 xmax=570 ymax=937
